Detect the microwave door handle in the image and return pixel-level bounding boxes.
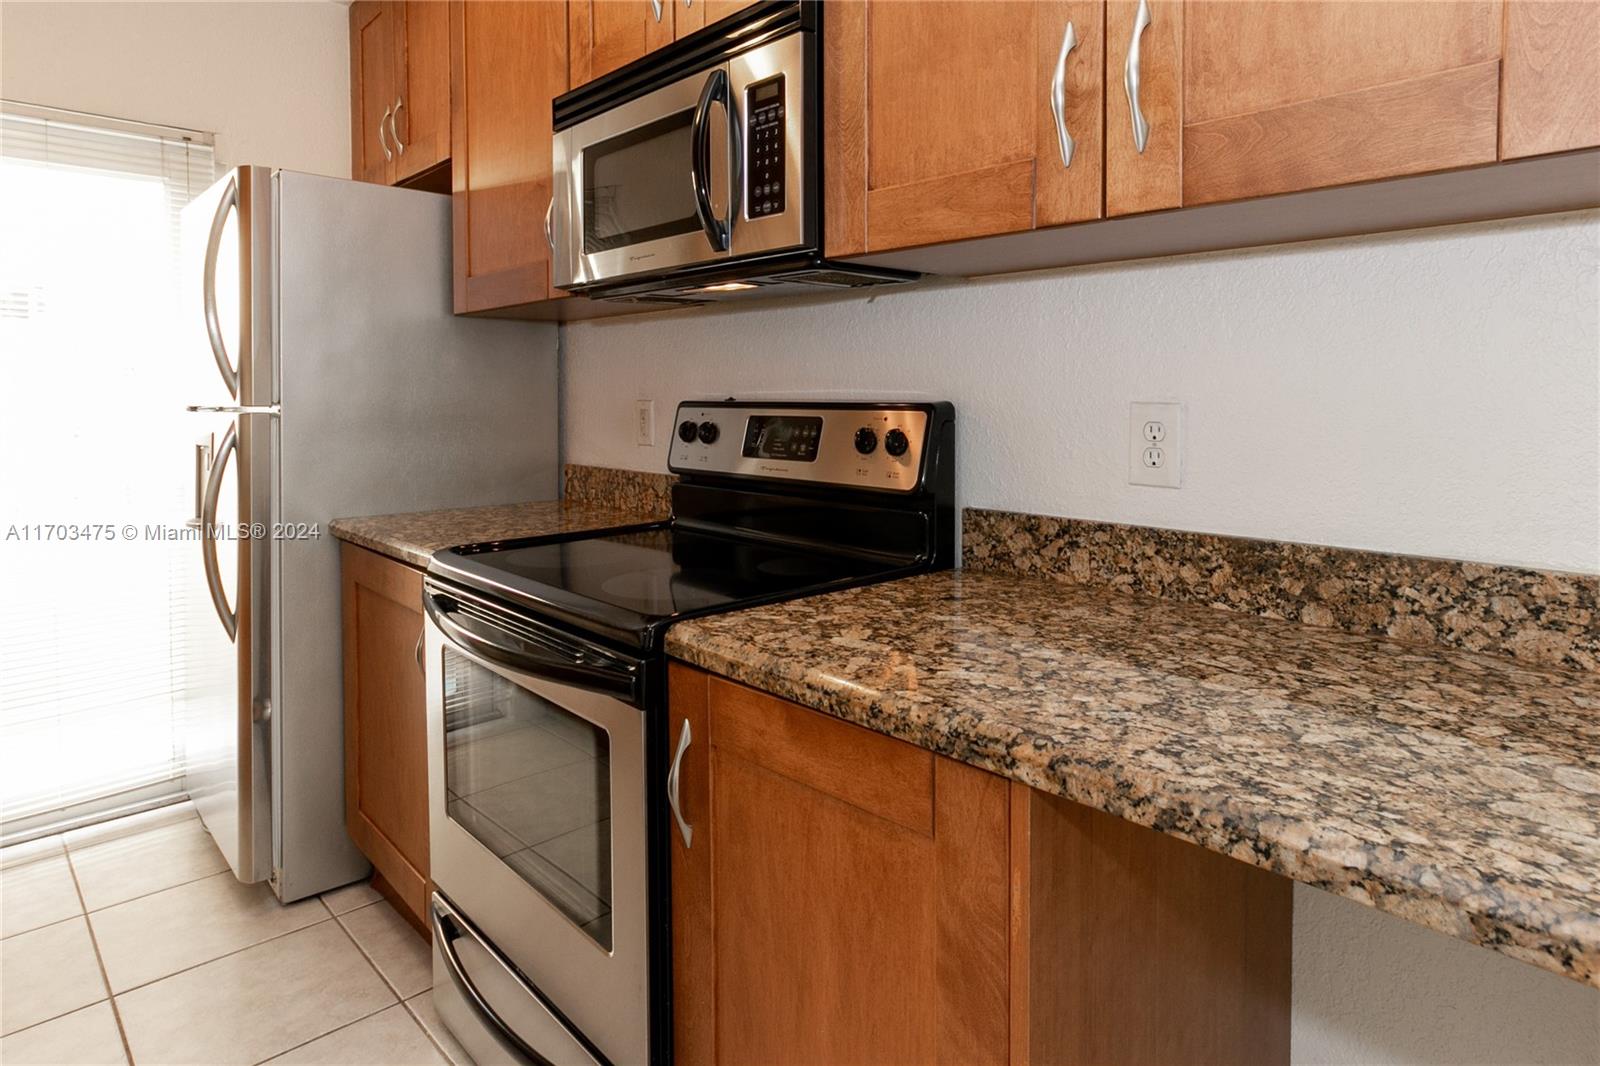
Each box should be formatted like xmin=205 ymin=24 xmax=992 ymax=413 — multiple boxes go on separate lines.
xmin=690 ymin=68 xmax=731 ymax=252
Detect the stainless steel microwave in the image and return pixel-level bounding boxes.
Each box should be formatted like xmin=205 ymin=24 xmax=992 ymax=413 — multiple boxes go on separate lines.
xmin=549 ymin=1 xmax=914 ymax=303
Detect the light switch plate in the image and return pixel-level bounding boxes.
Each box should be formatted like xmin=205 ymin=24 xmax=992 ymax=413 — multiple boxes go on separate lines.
xmin=1129 ymin=402 xmax=1182 ymax=488
xmin=634 ymin=399 xmax=655 ymax=447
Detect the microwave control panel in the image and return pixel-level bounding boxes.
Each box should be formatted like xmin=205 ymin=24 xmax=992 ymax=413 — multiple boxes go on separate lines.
xmin=745 ymin=76 xmax=786 ymax=219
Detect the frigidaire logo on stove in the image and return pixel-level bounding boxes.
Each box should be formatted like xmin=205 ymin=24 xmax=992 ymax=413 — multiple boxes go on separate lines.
xmin=627 ymin=252 xmax=656 ymax=262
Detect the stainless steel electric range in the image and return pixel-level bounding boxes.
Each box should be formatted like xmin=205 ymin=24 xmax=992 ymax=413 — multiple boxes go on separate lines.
xmin=421 ymin=400 xmax=955 ymax=1065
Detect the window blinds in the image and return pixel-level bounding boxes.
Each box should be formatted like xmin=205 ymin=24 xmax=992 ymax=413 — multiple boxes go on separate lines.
xmin=0 ymin=102 xmax=217 ymax=842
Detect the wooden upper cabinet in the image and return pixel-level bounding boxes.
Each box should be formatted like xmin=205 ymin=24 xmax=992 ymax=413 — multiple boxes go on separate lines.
xmin=1036 ymin=0 xmax=1105 ymax=228
xmin=1501 ymin=0 xmax=1600 ymax=159
xmin=569 ymin=0 xmax=675 ymax=86
xmin=1105 ymin=0 xmax=1182 ymax=216
xmin=451 ymin=0 xmax=569 ymax=313
xmin=350 ymin=1 xmax=400 ymax=184
xmin=1180 ymin=1 xmax=1503 ymax=206
xmin=828 ymin=1 xmax=1075 ymax=256
xmin=391 ymin=0 xmax=451 ymax=183
xmin=677 ymin=0 xmax=760 ymax=38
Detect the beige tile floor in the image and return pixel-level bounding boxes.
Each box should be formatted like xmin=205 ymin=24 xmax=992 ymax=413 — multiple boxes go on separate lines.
xmin=0 ymin=802 xmax=472 ymax=1065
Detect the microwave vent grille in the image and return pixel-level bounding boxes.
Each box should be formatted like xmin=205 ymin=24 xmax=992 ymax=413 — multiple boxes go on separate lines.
xmin=770 ymin=269 xmax=911 ymax=289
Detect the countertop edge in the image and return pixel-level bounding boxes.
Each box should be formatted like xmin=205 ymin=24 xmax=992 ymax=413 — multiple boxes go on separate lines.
xmin=663 ymin=632 xmax=1600 ymax=990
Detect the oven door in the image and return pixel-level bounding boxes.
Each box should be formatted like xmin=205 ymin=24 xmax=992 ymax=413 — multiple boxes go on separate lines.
xmin=423 ymin=582 xmax=648 ymax=1066
xmin=553 ymin=61 xmax=737 ymax=290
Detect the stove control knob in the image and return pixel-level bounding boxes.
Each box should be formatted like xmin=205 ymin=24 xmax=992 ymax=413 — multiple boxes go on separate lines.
xmin=883 ymin=428 xmax=910 ymax=457
xmin=854 ymin=427 xmax=878 ymax=455
xmin=677 ymin=420 xmax=699 ymax=444
xmin=697 ymin=421 xmax=720 ymax=444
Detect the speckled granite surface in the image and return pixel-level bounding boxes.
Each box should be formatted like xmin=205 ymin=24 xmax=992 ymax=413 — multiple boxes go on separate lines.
xmin=665 ymin=570 xmax=1600 ymax=987
xmin=330 ymin=499 xmax=665 ymax=568
xmin=964 ymin=509 xmax=1600 ymax=672
xmin=563 ymin=464 xmax=677 ymax=513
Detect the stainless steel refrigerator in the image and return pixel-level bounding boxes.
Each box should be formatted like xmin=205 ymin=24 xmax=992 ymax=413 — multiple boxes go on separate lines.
xmin=178 ymin=167 xmax=558 ymax=901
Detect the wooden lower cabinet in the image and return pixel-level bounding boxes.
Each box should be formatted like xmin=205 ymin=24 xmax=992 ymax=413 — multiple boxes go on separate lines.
xmin=668 ymin=663 xmax=1292 ymax=1066
xmin=340 ymin=543 xmax=430 ymax=931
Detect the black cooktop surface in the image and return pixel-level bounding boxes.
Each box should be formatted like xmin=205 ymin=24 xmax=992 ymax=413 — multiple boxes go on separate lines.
xmin=429 ymin=521 xmax=908 ymax=652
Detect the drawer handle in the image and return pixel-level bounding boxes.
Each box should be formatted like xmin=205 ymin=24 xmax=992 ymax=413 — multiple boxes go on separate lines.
xmin=1050 ymin=19 xmax=1079 ymax=167
xmin=1124 ymin=0 xmax=1152 ymax=154
xmin=667 ymin=718 xmax=693 ymax=848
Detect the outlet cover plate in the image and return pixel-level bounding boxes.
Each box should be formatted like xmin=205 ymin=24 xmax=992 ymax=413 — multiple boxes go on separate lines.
xmin=1129 ymin=402 xmax=1182 ymax=488
xmin=634 ymin=399 xmax=656 ymax=447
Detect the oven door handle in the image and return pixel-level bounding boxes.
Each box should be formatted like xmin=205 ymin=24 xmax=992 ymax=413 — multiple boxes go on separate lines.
xmin=424 ymin=590 xmax=640 ymax=701
xmin=690 ymin=67 xmax=732 ymax=253
xmin=431 ymin=895 xmax=607 ymax=1066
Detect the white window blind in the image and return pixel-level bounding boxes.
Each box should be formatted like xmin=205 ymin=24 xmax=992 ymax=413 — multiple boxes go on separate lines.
xmin=0 ymin=103 xmax=217 ymax=842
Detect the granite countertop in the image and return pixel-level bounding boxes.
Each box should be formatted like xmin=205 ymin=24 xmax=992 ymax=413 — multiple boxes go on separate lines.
xmin=665 ymin=570 xmax=1600 ymax=988
xmin=330 ymin=499 xmax=666 ymax=568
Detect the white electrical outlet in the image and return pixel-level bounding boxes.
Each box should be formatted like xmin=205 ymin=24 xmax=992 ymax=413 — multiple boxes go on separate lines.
xmin=1129 ymin=402 xmax=1182 ymax=488
xmin=634 ymin=399 xmax=656 ymax=447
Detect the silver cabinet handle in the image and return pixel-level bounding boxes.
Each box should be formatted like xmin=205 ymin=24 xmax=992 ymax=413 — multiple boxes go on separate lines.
xmin=201 ymin=422 xmax=238 ymax=642
xmin=1124 ymin=0 xmax=1152 ymax=154
xmin=667 ymin=718 xmax=692 ymax=848
xmin=202 ymin=173 xmax=241 ymax=399
xmin=391 ymin=97 xmax=406 ymax=155
xmin=650 ymin=0 xmax=663 ymax=21
xmin=378 ymin=105 xmax=394 ymax=161
xmin=415 ymin=628 xmax=425 ymax=672
xmin=544 ymin=196 xmax=556 ymax=252
xmin=1050 ymin=20 xmax=1079 ymax=167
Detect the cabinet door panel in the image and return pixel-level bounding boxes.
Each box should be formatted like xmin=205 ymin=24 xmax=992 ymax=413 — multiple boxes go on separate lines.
xmin=1501 ymin=0 xmax=1600 ymax=159
xmin=1181 ymin=1 xmax=1502 ymax=205
xmin=667 ymin=665 xmax=712 ymax=1066
xmin=451 ymin=0 xmax=567 ymax=313
xmin=393 ymin=0 xmax=451 ymax=182
xmin=864 ymin=1 xmax=1039 ymax=248
xmin=1105 ymin=0 xmax=1182 ymax=216
xmin=570 ymin=0 xmax=674 ymax=86
xmin=340 ymin=543 xmax=428 ymax=926
xmin=350 ymin=0 xmax=398 ymax=184
xmin=1036 ymin=0 xmax=1105 ymax=227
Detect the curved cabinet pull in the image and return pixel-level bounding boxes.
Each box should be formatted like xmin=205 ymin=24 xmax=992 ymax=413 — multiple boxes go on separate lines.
xmin=202 ymin=173 xmax=241 ymax=399
xmin=1050 ymin=20 xmax=1079 ymax=167
xmin=391 ymin=97 xmax=406 ymax=155
xmin=667 ymin=718 xmax=693 ymax=848
xmin=415 ymin=628 xmax=424 ymax=672
xmin=201 ymin=422 xmax=239 ymax=642
xmin=650 ymin=0 xmax=663 ymax=21
xmin=544 ymin=196 xmax=556 ymax=252
xmin=1124 ymin=0 xmax=1152 ymax=154
xmin=378 ymin=105 xmax=394 ymax=161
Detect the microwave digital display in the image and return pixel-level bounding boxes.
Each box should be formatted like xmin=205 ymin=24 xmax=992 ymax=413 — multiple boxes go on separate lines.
xmin=742 ymin=415 xmax=821 ymax=462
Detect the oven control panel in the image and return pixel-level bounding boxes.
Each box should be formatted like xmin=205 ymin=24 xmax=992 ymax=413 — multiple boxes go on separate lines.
xmin=669 ymin=402 xmax=940 ymax=493
xmin=744 ymin=76 xmax=786 ymax=219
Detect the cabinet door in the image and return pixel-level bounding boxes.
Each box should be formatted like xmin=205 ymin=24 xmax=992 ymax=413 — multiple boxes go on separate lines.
xmin=350 ymin=0 xmax=398 ymax=184
xmin=1501 ymin=0 xmax=1600 ymax=159
xmin=668 ymin=665 xmax=1010 ymax=1066
xmin=827 ymin=1 xmax=1046 ymax=255
xmin=569 ymin=0 xmax=675 ymax=86
xmin=451 ymin=0 xmax=568 ymax=313
xmin=1105 ymin=0 xmax=1181 ymax=216
xmin=1181 ymin=1 xmax=1502 ymax=206
xmin=392 ymin=0 xmax=451 ymax=183
xmin=340 ymin=543 xmax=429 ymax=928
xmin=1036 ymin=0 xmax=1105 ymax=227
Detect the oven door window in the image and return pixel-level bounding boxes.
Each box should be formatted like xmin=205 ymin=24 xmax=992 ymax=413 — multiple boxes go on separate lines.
xmin=583 ymin=111 xmax=701 ymax=254
xmin=441 ymin=648 xmax=613 ymax=950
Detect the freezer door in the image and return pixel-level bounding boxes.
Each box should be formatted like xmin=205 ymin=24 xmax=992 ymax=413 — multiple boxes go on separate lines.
xmin=178 ymin=165 xmax=275 ymax=884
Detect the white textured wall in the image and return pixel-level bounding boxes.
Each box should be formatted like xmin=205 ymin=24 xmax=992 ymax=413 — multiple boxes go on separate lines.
xmin=564 ymin=211 xmax=1600 ymax=573
xmin=563 ymin=212 xmax=1600 ymax=1061
xmin=0 ymin=1 xmax=350 ymax=177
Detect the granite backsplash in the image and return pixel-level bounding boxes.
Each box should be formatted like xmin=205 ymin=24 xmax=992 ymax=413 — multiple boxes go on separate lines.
xmin=963 ymin=508 xmax=1599 ymax=672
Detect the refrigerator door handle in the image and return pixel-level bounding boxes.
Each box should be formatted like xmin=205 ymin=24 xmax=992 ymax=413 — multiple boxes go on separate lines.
xmin=201 ymin=422 xmax=239 ymax=641
xmin=203 ymin=172 xmax=242 ymax=399
xmin=189 ymin=438 xmax=213 ymax=530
